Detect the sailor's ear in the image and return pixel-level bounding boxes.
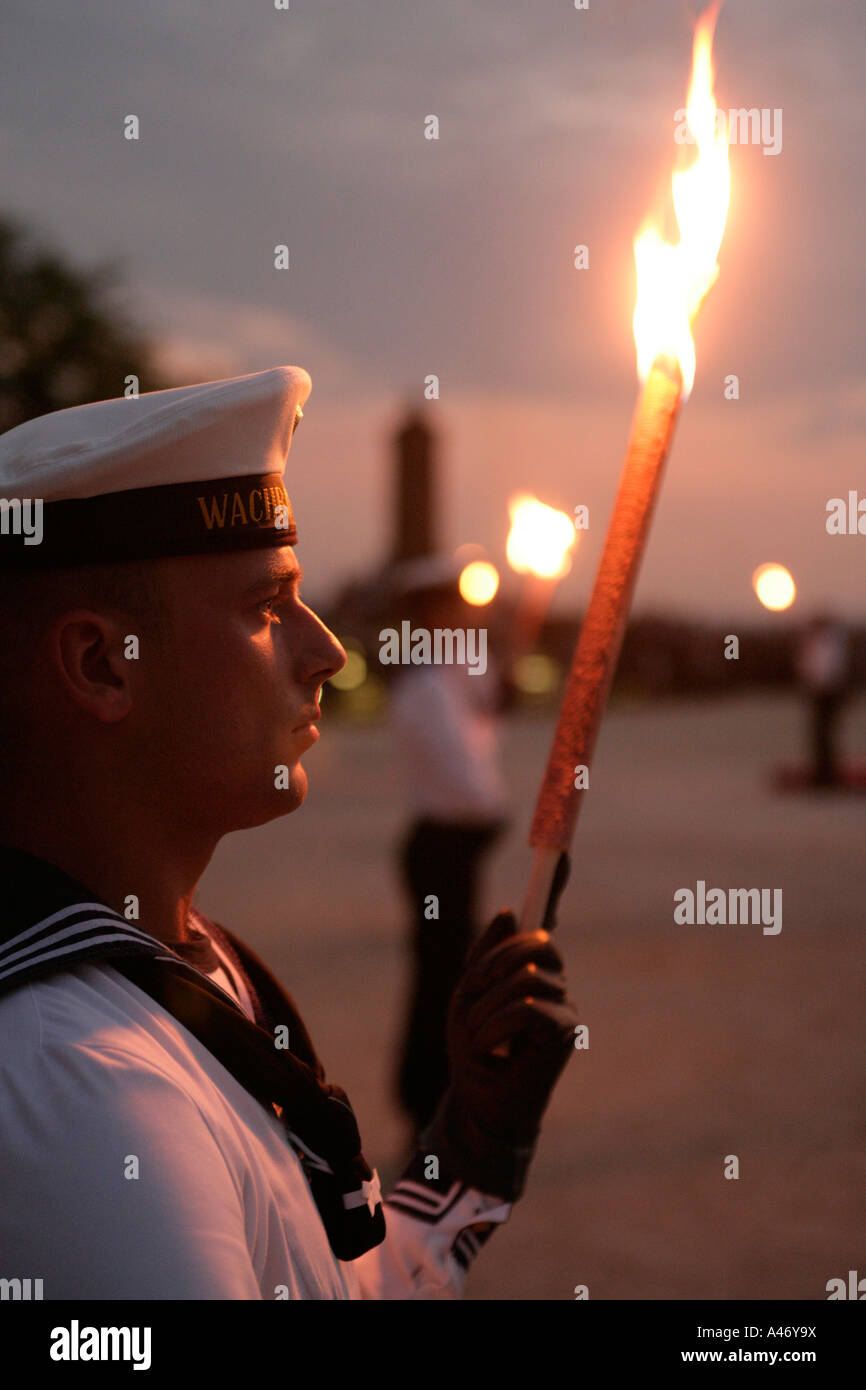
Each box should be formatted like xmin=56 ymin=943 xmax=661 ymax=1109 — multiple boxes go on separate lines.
xmin=53 ymin=609 xmax=135 ymax=722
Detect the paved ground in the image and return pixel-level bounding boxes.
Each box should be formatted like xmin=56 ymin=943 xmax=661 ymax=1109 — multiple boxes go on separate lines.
xmin=197 ymin=692 xmax=865 ymax=1300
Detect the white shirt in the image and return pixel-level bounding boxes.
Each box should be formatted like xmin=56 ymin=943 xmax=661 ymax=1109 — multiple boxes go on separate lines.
xmin=0 ymin=958 xmax=509 ymax=1299
xmin=796 ymin=626 xmax=848 ymax=691
xmin=390 ymin=664 xmax=510 ymax=822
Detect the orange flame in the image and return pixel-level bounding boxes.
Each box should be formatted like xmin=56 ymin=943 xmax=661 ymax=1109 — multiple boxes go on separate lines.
xmin=506 ymin=494 xmax=576 ymax=580
xmin=633 ymin=5 xmax=730 ymax=395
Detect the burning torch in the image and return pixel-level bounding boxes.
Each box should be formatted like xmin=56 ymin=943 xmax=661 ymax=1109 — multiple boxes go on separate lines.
xmin=522 ymin=5 xmax=732 ymax=932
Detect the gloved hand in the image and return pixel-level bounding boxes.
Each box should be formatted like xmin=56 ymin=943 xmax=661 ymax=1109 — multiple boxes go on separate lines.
xmin=418 ymin=909 xmax=578 ymax=1202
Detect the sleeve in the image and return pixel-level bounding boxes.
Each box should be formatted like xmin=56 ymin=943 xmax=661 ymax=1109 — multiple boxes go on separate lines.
xmin=0 ymin=1042 xmax=263 ymax=1299
xmin=351 ymin=1150 xmax=512 ymax=1300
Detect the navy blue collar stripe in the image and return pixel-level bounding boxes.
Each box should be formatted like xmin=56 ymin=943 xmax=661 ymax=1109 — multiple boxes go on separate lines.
xmin=0 ymin=910 xmax=246 ymax=1019
xmin=0 ymin=931 xmax=161 ymax=986
xmin=0 ymin=916 xmax=158 ymax=970
xmin=0 ymin=901 xmax=130 ymax=953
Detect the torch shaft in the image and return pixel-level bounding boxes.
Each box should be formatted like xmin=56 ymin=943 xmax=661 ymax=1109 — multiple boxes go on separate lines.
xmin=521 ymin=362 xmax=683 ymax=932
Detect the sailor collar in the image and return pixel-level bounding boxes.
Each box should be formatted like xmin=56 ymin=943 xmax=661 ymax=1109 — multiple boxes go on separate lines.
xmin=0 ymin=844 xmax=244 ymax=1016
xmin=0 ymin=843 xmax=387 ymax=1260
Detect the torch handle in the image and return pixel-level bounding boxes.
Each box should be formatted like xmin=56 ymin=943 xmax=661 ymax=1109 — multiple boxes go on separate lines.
xmin=488 ymin=850 xmax=570 ymax=1059
xmin=520 ymin=848 xmax=571 ymax=933
xmin=519 ymin=363 xmax=683 ymax=931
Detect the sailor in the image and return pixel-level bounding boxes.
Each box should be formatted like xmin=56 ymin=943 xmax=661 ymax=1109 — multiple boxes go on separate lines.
xmin=794 ymin=613 xmax=850 ymax=788
xmin=387 ymin=555 xmax=512 ymax=1133
xmin=0 ymin=366 xmax=577 ymax=1298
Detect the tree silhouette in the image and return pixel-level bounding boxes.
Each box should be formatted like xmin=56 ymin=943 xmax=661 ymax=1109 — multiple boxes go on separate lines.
xmin=0 ymin=216 xmax=168 ymax=433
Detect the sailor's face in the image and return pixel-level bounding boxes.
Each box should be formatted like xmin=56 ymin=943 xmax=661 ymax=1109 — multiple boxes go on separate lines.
xmin=144 ymin=546 xmax=346 ymax=831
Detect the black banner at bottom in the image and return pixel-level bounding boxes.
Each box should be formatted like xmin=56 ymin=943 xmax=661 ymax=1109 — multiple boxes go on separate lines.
xmin=3 ymin=1298 xmax=860 ymax=1376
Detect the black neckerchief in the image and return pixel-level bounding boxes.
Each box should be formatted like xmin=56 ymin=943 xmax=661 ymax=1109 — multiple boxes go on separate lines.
xmin=0 ymin=846 xmax=385 ymax=1262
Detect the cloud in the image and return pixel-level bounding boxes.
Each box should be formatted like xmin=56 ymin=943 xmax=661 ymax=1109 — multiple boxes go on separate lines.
xmin=140 ymin=286 xmax=374 ymax=396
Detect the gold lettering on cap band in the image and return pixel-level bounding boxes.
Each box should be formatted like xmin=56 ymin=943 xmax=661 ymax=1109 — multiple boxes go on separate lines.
xmin=0 ymin=471 xmax=297 ymax=571
xmin=196 ymin=480 xmax=293 ymax=532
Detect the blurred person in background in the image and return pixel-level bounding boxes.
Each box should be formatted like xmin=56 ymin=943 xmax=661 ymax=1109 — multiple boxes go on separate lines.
xmin=795 ymin=613 xmax=851 ymax=788
xmin=388 ymin=557 xmax=512 ymax=1133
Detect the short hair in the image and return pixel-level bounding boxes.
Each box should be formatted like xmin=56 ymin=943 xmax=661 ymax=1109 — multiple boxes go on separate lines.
xmin=0 ymin=561 xmax=168 ymax=686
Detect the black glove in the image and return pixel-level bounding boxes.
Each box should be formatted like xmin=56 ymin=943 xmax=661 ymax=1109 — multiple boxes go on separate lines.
xmin=419 ymin=909 xmax=577 ymax=1202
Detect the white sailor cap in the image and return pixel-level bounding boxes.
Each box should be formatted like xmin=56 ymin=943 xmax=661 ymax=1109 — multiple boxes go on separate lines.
xmin=0 ymin=365 xmax=311 ymax=569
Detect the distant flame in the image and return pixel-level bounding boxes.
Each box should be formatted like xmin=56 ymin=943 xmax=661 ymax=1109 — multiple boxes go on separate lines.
xmin=633 ymin=5 xmax=730 ymax=395
xmin=506 ymin=494 xmax=576 ymax=580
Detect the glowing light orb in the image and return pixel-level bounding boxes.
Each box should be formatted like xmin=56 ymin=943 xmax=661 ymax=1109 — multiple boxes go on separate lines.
xmin=752 ymin=563 xmax=796 ymax=612
xmin=459 ymin=560 xmax=500 ymax=606
xmin=329 ymin=644 xmax=368 ymax=690
xmin=514 ymin=653 xmax=560 ymax=695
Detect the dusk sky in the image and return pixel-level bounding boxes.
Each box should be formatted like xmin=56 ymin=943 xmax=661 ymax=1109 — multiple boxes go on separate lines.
xmin=2 ymin=0 xmax=863 ymax=618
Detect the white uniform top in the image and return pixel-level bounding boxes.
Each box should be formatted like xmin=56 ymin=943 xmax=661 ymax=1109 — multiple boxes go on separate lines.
xmin=390 ymin=664 xmax=510 ymax=822
xmin=796 ymin=625 xmax=849 ymax=691
xmin=0 ymin=954 xmax=510 ymax=1299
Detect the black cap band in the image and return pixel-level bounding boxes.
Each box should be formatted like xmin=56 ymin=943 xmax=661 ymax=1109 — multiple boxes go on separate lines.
xmin=0 ymin=472 xmax=296 ymax=570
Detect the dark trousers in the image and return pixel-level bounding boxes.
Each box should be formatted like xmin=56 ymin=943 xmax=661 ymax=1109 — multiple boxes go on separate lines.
xmin=810 ymin=691 xmax=844 ymax=785
xmin=395 ymin=816 xmax=505 ymax=1129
